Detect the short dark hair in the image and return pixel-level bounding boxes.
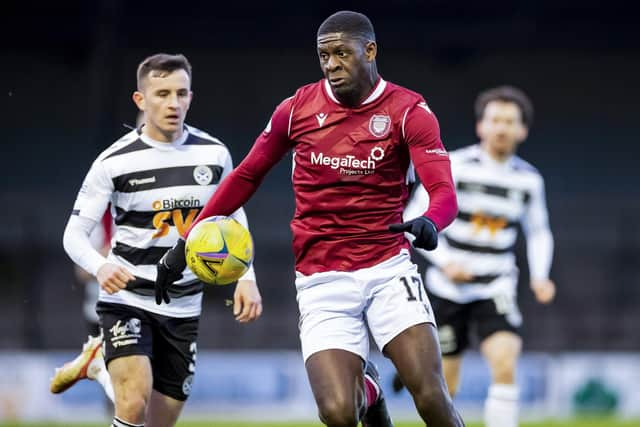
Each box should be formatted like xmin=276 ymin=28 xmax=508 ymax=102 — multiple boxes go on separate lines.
xmin=136 ymin=53 xmax=192 ymax=90
xmin=474 ymin=85 xmax=534 ymax=127
xmin=317 ymin=11 xmax=376 ymax=42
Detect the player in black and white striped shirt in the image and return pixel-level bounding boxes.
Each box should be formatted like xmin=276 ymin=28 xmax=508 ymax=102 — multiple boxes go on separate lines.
xmin=399 ymin=86 xmax=555 ymax=427
xmin=53 ymin=54 xmax=262 ymax=427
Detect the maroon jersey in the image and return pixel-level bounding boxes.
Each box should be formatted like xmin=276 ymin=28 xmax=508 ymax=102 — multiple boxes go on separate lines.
xmin=192 ymin=78 xmax=457 ymax=275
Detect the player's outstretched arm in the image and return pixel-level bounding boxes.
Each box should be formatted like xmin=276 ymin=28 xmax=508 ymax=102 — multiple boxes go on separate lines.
xmin=185 ymin=97 xmax=295 ymax=237
xmin=391 ymin=101 xmax=458 ymax=249
xmin=404 ymin=101 xmax=458 ymax=230
xmin=155 ymin=99 xmax=294 ymax=305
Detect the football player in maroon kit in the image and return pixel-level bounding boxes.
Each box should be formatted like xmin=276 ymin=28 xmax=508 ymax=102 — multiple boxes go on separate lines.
xmin=156 ymin=10 xmax=464 ymax=427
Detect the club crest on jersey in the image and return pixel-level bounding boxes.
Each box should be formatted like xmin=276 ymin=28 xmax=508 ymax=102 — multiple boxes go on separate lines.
xmin=369 ymin=114 xmax=391 ymax=138
xmin=193 ymin=165 xmax=213 ymax=185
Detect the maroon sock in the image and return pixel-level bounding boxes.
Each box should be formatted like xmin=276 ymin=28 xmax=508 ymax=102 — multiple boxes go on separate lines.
xmin=364 ymin=374 xmax=380 ymax=407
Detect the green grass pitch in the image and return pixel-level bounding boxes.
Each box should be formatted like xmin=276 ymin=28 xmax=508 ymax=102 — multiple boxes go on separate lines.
xmin=1 ymin=419 xmax=638 ymax=427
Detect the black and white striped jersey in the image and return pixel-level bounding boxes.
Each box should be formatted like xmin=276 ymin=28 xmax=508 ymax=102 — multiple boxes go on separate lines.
xmin=70 ymin=125 xmax=255 ymax=317
xmin=404 ymin=144 xmax=553 ymax=303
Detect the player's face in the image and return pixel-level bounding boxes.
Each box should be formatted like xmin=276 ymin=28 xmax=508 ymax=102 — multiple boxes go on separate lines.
xmin=317 ymin=33 xmax=377 ymax=105
xmin=132 ymin=69 xmax=192 ymax=142
xmin=476 ymin=101 xmax=528 ymax=158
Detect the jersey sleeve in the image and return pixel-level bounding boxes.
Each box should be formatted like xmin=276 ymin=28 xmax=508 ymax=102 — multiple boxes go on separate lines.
xmin=71 ymin=158 xmax=113 ymax=222
xmin=187 ymin=97 xmax=295 ymax=236
xmin=63 ymin=215 xmax=107 ymax=276
xmin=228 ymin=207 xmax=257 ymax=282
xmin=403 ymin=102 xmax=458 ymax=231
xmin=64 ymin=158 xmax=113 ymax=275
xmin=403 ymin=180 xmax=454 ymax=267
xmin=221 ymin=147 xmax=258 ymax=282
xmin=522 ymin=175 xmax=554 ymax=280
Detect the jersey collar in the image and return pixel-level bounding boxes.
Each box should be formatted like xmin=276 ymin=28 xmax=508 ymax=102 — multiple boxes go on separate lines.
xmin=323 ymin=77 xmax=387 ymax=107
xmin=138 ymin=125 xmax=189 ymax=149
xmin=477 ymin=143 xmax=516 ymax=169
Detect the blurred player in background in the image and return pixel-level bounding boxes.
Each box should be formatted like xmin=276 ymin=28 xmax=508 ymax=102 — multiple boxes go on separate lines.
xmin=156 ymin=11 xmax=464 ymax=427
xmin=52 ymin=53 xmax=262 ymax=427
xmin=397 ymin=86 xmax=555 ymax=427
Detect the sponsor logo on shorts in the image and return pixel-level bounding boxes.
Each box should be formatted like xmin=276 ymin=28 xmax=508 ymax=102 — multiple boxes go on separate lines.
xmin=182 ymin=374 xmax=194 ymax=396
xmin=438 ymin=325 xmax=457 ymax=354
xmin=109 ymin=318 xmax=142 ymax=348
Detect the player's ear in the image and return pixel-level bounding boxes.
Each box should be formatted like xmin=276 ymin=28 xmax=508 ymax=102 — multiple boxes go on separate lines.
xmin=365 ymin=41 xmax=377 ymax=62
xmin=132 ymin=91 xmax=145 ymax=111
xmin=475 ymin=120 xmax=483 ymax=139
xmin=518 ymin=124 xmax=529 ymax=142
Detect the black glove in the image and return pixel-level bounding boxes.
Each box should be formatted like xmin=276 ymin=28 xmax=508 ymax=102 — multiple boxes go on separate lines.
xmin=388 ymin=216 xmax=439 ymax=250
xmin=155 ymin=238 xmax=187 ymax=305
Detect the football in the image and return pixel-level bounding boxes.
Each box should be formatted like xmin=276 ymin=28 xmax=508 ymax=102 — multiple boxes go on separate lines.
xmin=184 ymin=216 xmax=254 ymax=285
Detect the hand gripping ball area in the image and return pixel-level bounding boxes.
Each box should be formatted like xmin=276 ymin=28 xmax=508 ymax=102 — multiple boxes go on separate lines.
xmin=185 ymin=216 xmax=254 ymax=285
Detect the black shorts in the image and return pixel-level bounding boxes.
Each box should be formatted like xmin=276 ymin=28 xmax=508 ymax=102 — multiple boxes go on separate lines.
xmin=429 ymin=293 xmax=521 ymax=356
xmin=97 ymin=302 xmax=199 ymax=401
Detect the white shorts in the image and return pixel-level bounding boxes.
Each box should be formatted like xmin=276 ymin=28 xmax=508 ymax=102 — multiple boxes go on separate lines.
xmin=295 ymin=251 xmax=436 ymax=362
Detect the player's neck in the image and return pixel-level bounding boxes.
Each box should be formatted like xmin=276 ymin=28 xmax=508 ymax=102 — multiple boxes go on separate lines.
xmin=143 ymin=123 xmax=184 ymax=143
xmin=337 ymin=72 xmax=379 ymax=107
xmin=481 ymin=142 xmax=512 ymax=163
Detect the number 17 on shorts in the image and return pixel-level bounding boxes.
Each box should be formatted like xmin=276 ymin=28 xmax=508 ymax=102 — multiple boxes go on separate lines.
xmin=398 ymin=274 xmax=434 ymax=318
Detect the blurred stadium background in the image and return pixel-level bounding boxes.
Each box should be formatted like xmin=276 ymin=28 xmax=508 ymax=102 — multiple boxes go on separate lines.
xmin=1 ymin=1 xmax=638 ymax=425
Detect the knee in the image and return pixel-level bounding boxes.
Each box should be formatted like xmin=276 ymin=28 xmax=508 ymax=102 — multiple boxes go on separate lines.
xmin=115 ymin=394 xmax=148 ymax=421
xmin=113 ymin=380 xmax=150 ymax=420
xmin=482 ymin=332 xmax=521 ymax=384
xmin=317 ymin=395 xmax=359 ymax=427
